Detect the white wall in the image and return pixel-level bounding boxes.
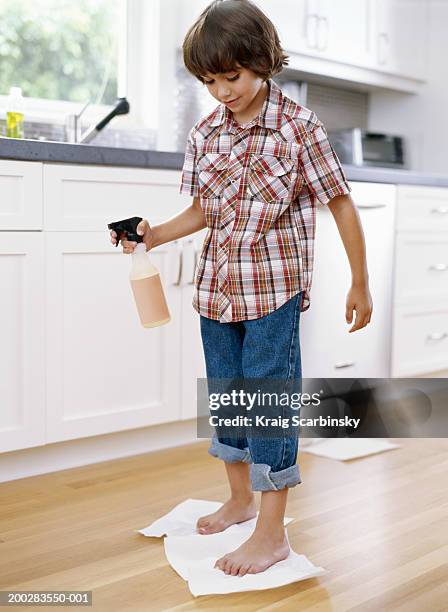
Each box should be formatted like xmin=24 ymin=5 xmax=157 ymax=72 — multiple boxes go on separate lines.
xmin=369 ymin=1 xmax=448 ymax=173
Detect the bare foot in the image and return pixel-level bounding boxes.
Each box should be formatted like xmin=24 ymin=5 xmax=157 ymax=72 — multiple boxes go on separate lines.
xmin=196 ymin=496 xmax=257 ymax=535
xmin=214 ymin=526 xmax=290 ymax=576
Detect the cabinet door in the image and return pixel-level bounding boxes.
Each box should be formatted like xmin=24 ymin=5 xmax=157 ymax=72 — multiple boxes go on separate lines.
xmin=0 ymin=233 xmax=46 ymax=453
xmin=44 ymin=163 xmax=183 ymax=232
xmin=0 ymin=160 xmax=43 ymax=230
xmin=301 ymin=182 xmax=396 ymax=379
xmin=180 ymin=229 xmax=209 ymax=420
xmin=256 ymin=0 xmax=310 ymax=54
xmin=318 ymin=0 xmax=372 ymax=67
xmin=392 ymin=301 xmax=448 ymax=376
xmin=396 ymin=185 xmax=448 ymax=233
xmin=374 ymin=0 xmax=428 ymax=80
xmin=45 ymin=232 xmax=182 ymax=443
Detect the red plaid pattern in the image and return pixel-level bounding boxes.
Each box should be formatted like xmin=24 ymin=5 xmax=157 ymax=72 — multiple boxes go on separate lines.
xmin=180 ymin=79 xmax=351 ymax=322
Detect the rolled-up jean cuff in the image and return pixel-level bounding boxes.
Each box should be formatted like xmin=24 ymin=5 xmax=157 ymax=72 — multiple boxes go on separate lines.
xmin=208 ymin=438 xmax=252 ymax=464
xmin=250 ymin=463 xmax=301 ymax=491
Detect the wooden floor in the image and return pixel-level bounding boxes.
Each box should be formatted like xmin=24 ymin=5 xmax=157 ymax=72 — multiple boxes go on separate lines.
xmin=1 ymin=439 xmax=447 ymax=612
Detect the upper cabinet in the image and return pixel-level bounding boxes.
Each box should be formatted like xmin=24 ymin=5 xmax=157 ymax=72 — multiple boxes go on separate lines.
xmin=373 ymin=0 xmax=429 ymax=80
xmin=256 ymin=0 xmax=310 ymax=55
xmin=257 ymin=0 xmax=428 ymax=88
xmin=307 ymin=0 xmax=372 ymax=68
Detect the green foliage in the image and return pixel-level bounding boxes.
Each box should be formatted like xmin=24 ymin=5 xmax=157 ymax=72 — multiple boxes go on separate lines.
xmin=0 ymin=0 xmax=119 ymax=104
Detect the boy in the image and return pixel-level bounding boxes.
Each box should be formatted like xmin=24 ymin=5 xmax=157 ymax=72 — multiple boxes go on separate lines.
xmin=111 ymin=0 xmax=372 ymax=577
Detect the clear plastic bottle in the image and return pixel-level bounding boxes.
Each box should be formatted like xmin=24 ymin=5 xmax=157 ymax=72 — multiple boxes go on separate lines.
xmin=129 ymin=243 xmax=171 ymax=328
xmin=6 ymin=87 xmax=25 ymax=139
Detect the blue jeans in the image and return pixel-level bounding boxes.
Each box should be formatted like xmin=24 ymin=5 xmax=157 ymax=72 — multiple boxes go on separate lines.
xmin=199 ymin=291 xmax=303 ymax=491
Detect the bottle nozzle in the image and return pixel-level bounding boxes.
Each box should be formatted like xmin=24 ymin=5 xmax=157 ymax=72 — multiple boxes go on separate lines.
xmin=107 ymin=216 xmax=143 ymax=247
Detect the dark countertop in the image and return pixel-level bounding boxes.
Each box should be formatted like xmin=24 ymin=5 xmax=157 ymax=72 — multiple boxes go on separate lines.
xmin=1 ymin=136 xmax=448 ymax=188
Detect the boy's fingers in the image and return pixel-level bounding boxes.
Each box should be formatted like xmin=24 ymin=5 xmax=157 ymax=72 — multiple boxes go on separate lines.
xmin=122 ymin=240 xmax=137 ymax=249
xmin=137 ymin=220 xmax=147 ymax=235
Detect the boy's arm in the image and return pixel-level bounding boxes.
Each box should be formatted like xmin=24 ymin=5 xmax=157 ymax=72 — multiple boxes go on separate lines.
xmin=151 ymin=197 xmax=207 ymax=248
xmin=326 ymin=193 xmax=373 ymax=333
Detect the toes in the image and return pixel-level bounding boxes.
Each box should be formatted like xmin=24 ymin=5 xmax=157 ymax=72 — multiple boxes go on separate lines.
xmin=214 ymin=555 xmax=227 ymax=571
xmin=229 ymin=561 xmax=240 ymax=576
xmin=222 ymin=558 xmax=232 ymax=574
xmin=197 ymin=518 xmax=212 ymax=534
xmin=238 ymin=563 xmax=250 ymax=577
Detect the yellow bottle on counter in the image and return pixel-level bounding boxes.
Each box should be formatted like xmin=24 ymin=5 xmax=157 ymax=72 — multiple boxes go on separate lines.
xmin=6 ymin=87 xmax=24 ymax=139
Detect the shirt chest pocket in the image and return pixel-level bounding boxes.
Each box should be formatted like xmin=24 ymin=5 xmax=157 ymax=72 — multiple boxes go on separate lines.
xmin=197 ymin=152 xmax=230 ymax=199
xmin=247 ymin=154 xmax=295 ymax=203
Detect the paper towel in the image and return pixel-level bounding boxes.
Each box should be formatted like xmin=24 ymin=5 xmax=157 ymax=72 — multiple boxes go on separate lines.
xmin=137 ymin=499 xmax=326 ymax=596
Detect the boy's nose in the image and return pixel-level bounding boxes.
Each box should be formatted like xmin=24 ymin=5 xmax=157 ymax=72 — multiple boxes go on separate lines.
xmin=218 ymin=87 xmax=232 ymax=100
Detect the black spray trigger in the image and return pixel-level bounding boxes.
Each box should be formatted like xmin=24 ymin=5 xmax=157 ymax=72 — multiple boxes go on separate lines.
xmin=108 ymin=216 xmax=143 ymax=246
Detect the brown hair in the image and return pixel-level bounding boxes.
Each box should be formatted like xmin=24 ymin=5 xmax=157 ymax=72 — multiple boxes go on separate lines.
xmin=182 ymin=0 xmax=289 ymax=83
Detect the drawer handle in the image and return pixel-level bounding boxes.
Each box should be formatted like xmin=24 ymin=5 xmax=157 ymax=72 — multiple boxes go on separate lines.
xmin=426 ymin=332 xmax=448 ymax=342
xmin=334 ymin=361 xmax=355 ymax=369
xmin=431 ymin=207 xmax=448 ymax=214
xmin=172 ymin=240 xmax=183 ymax=286
xmin=188 ymin=239 xmax=198 ymax=285
xmin=356 ymin=203 xmax=387 ymax=209
xmin=428 ymin=263 xmax=448 ymax=272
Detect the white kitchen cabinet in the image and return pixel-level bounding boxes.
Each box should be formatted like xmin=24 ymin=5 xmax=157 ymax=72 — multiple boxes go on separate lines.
xmin=0 ymin=160 xmax=43 ymax=230
xmin=395 ymin=232 xmax=448 ymax=305
xmin=373 ymin=0 xmax=428 ymax=80
xmin=396 ymin=185 xmax=448 ymax=233
xmin=314 ymin=0 xmax=372 ymax=68
xmin=301 ymin=182 xmax=396 ymax=379
xmin=180 ymin=230 xmax=209 ymax=420
xmin=43 ymin=163 xmax=183 ymax=231
xmin=0 ymin=233 xmax=46 ymax=453
xmin=257 ymin=0 xmax=427 ymax=90
xmin=42 ymin=163 xmax=195 ymax=442
xmin=256 ymin=0 xmax=310 ymax=55
xmin=392 ymin=185 xmax=448 ymax=376
xmin=0 ymin=159 xmax=207 ymax=453
xmin=45 ymin=232 xmax=183 ymax=443
xmin=392 ymin=301 xmax=448 ymax=377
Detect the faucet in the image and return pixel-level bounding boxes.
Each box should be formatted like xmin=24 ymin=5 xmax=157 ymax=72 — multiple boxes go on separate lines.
xmin=65 ymin=97 xmax=130 ymax=144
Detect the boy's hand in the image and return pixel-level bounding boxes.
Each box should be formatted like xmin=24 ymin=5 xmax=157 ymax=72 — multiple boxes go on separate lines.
xmin=109 ymin=219 xmax=155 ymax=254
xmin=345 ymin=283 xmax=373 ymax=333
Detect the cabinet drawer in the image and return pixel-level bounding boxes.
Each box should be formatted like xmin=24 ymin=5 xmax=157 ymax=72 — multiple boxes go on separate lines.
xmin=44 ymin=164 xmax=187 ymax=231
xmin=0 ymin=160 xmax=43 ymax=230
xmin=392 ymin=303 xmax=448 ymax=376
xmin=397 ymin=185 xmax=448 ymax=231
xmin=395 ymin=232 xmax=448 ymax=304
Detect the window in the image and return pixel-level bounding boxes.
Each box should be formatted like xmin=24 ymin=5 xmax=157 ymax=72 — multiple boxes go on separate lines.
xmin=0 ymin=0 xmax=123 ymax=106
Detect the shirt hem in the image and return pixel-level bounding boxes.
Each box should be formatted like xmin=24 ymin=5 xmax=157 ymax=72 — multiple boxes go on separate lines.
xmin=192 ymin=288 xmax=310 ymax=322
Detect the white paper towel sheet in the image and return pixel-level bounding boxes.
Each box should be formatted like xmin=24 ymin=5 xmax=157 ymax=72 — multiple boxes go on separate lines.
xmin=137 ymin=499 xmax=326 ymax=596
xmin=301 ymin=438 xmax=400 ymax=460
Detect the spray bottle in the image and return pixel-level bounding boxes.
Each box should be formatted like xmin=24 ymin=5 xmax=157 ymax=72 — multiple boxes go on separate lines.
xmin=108 ymin=216 xmax=171 ymax=328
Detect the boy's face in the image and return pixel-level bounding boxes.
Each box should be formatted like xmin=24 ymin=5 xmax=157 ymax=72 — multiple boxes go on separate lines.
xmin=201 ymin=66 xmax=266 ymax=113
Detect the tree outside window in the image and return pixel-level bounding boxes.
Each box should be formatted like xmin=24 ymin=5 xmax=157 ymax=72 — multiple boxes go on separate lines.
xmin=0 ymin=0 xmax=120 ymax=105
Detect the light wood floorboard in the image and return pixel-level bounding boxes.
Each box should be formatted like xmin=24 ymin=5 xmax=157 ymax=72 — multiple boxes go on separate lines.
xmin=0 ymin=439 xmax=447 ymax=611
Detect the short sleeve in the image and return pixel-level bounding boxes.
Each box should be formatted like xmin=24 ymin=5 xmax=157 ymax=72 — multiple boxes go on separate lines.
xmin=300 ymin=122 xmax=352 ymax=205
xmin=179 ymin=127 xmax=200 ymax=197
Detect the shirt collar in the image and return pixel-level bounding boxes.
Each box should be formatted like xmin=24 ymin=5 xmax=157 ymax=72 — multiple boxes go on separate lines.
xmin=208 ymin=78 xmax=283 ymax=131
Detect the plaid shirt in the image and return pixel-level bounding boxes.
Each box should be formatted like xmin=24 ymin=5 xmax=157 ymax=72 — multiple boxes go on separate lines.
xmin=180 ymin=79 xmax=352 ymax=323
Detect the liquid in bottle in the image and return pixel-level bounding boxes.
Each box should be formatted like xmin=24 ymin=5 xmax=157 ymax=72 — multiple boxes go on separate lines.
xmin=130 ymin=243 xmax=170 ymax=328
